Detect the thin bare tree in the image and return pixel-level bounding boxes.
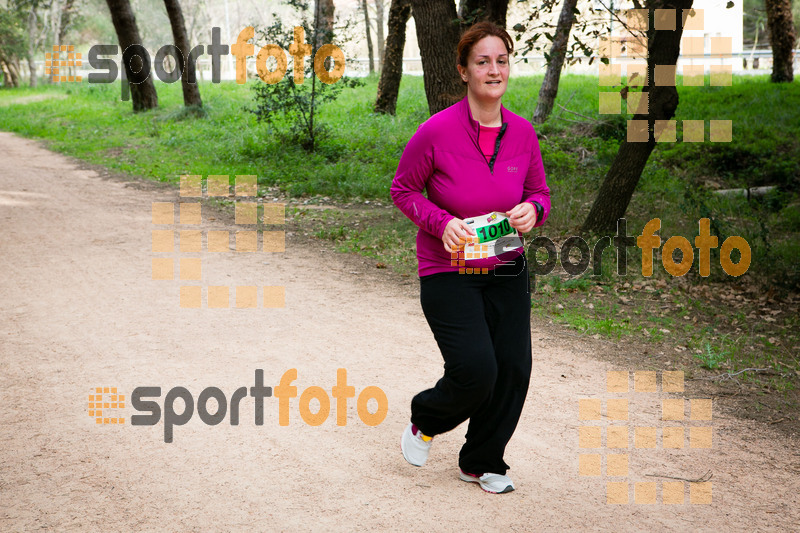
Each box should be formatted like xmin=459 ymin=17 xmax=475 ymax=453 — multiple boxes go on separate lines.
xmin=26 ymin=4 xmax=38 ymax=87
xmin=374 ymin=0 xmax=410 ymax=114
xmin=163 ymin=0 xmax=203 ymax=107
xmin=361 ymin=0 xmax=375 ymax=73
xmin=375 ymin=0 xmax=385 ymax=69
xmin=532 ymin=0 xmax=578 ymax=123
xmin=105 ymin=0 xmax=159 ymax=111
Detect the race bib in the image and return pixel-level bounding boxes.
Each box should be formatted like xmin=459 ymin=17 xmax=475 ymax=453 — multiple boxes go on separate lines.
xmin=460 ymin=212 xmax=523 ymax=259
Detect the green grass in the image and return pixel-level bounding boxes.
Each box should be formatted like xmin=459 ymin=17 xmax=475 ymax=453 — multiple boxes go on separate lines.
xmin=0 ymin=74 xmax=427 ymax=197
xmin=1 ymin=72 xmax=797 ymax=209
xmin=694 ymin=335 xmax=733 ymax=369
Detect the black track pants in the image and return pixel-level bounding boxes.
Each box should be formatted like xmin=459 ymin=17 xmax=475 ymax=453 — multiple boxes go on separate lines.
xmin=411 ymin=253 xmax=532 ymax=476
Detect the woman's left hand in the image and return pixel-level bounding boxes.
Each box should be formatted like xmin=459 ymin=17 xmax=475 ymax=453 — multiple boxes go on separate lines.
xmin=505 ymin=202 xmax=537 ymax=233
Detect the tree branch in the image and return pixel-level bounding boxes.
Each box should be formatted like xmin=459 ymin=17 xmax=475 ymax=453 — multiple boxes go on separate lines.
xmin=690 ymin=368 xmax=773 ymax=381
xmin=645 ymin=470 xmax=713 ymax=483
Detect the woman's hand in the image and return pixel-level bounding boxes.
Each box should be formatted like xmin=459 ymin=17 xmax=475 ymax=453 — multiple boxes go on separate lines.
xmin=442 ymin=217 xmax=476 ymax=253
xmin=505 ymin=202 xmax=537 ymax=233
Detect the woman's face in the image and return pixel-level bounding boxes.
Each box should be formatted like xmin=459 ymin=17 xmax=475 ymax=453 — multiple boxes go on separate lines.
xmin=457 ymin=35 xmax=510 ymax=102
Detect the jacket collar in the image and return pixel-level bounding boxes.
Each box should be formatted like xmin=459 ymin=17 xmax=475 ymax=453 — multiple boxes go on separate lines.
xmin=458 ymin=95 xmax=509 ymax=174
xmin=458 ymin=95 xmax=508 ymax=135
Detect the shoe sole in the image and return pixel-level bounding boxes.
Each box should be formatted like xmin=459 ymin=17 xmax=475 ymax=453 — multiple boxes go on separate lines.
xmin=459 ymin=471 xmax=515 ymax=494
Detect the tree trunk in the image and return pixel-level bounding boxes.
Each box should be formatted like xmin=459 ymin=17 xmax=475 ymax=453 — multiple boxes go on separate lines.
xmin=105 ymin=0 xmax=158 ymax=112
xmin=375 ymin=0 xmax=385 ymax=70
xmin=314 ymin=0 xmax=335 ymax=70
xmin=50 ymin=0 xmax=61 ymax=50
xmin=458 ymin=0 xmax=509 ymax=27
xmin=361 ymin=0 xmax=375 ymax=73
xmin=532 ymin=0 xmax=578 ymax=123
xmin=582 ymin=0 xmax=693 ymax=234
xmin=314 ymin=0 xmax=335 ymax=49
xmin=4 ymin=57 xmax=21 ymax=88
xmin=410 ymin=0 xmax=463 ymax=115
xmin=163 ymin=0 xmax=202 ymax=107
xmin=58 ymin=0 xmax=76 ymax=47
xmin=375 ymin=0 xmax=410 ymax=114
xmin=27 ymin=7 xmax=38 ymax=88
xmin=1 ymin=56 xmax=20 ymax=88
xmin=764 ymin=0 xmax=796 ymax=82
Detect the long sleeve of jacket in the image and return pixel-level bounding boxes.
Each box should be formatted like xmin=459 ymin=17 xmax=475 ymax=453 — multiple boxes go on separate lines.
xmin=390 ymin=123 xmax=454 ymax=240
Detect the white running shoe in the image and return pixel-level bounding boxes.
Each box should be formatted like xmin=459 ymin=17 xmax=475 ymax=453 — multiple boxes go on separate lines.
xmin=401 ymin=423 xmax=432 ymax=466
xmin=459 ymin=469 xmax=515 ymax=494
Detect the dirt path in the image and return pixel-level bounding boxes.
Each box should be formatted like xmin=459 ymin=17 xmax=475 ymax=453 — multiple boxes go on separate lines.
xmin=0 ymin=131 xmax=798 ymax=532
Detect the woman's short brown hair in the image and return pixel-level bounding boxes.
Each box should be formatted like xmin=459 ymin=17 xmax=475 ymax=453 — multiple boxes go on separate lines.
xmin=456 ymin=21 xmax=515 ymax=73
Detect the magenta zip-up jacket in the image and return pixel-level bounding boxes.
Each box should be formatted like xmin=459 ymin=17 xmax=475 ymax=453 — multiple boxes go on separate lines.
xmin=391 ymin=96 xmax=551 ymax=277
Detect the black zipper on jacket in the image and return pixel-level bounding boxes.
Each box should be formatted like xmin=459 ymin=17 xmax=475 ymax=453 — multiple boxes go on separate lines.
xmin=489 ymin=123 xmax=508 ymax=174
xmin=477 ymin=122 xmax=508 ymax=175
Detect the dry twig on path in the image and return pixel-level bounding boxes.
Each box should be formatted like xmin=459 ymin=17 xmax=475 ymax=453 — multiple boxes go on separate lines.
xmin=645 ymin=470 xmax=713 ymax=483
xmin=691 ymin=368 xmax=772 ymax=382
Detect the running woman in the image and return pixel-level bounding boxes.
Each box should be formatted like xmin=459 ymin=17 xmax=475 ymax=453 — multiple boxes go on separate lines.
xmin=390 ymin=21 xmax=550 ymax=494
